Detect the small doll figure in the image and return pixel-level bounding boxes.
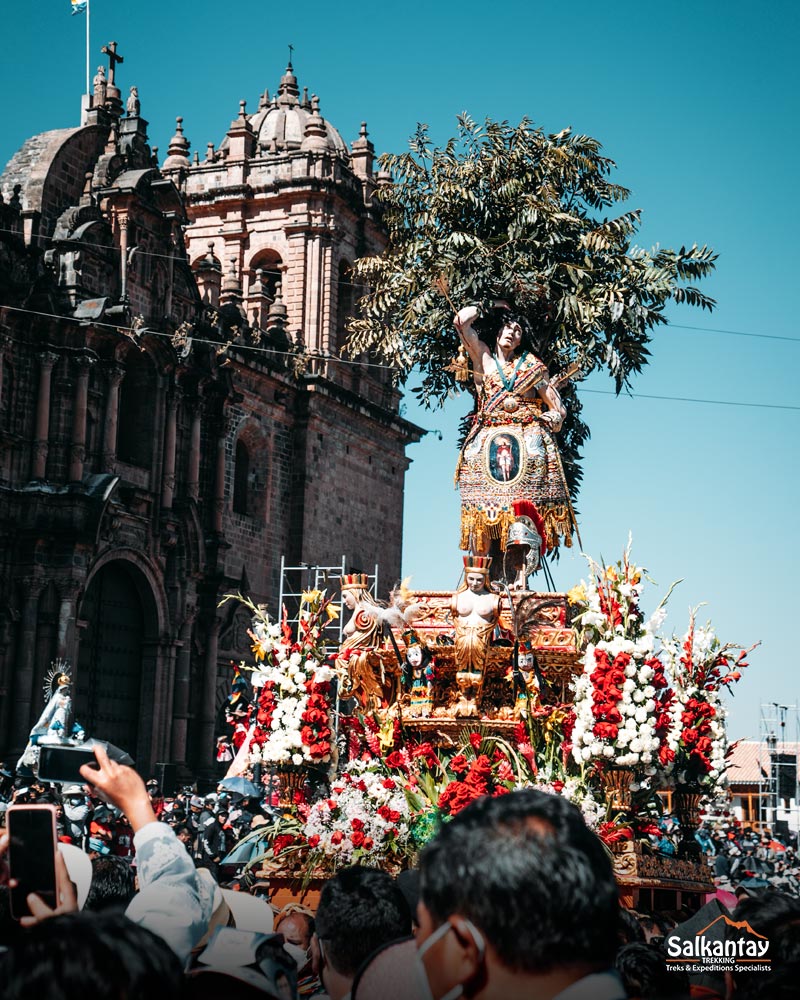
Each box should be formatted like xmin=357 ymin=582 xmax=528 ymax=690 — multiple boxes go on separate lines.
xmin=512 ymin=640 xmax=541 ymax=719
xmin=402 ymin=631 xmax=435 ymax=718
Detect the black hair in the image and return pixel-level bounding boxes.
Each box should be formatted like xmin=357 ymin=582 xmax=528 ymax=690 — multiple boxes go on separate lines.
xmin=0 ymin=910 xmax=183 ymax=1000
xmin=618 ymin=906 xmax=646 ymax=944
xmin=728 ymin=890 xmax=800 ymax=1000
xmin=615 ymin=942 xmax=690 ymax=999
xmin=84 ymin=855 xmax=137 ymax=912
xmin=314 ymin=865 xmax=412 ymax=977
xmin=474 ymin=307 xmax=535 ymax=358
xmin=418 ymin=788 xmax=619 ymax=974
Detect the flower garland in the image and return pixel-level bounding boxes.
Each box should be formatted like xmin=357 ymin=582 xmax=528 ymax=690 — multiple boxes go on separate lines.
xmin=569 ymin=549 xmax=670 ymax=774
xmin=221 ymin=590 xmax=338 ymax=767
xmin=303 ymin=759 xmax=413 ymax=866
xmin=662 ymin=612 xmax=755 ymax=790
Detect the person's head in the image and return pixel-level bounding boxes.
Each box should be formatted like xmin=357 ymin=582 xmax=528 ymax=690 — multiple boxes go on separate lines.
xmin=217 ymin=810 xmax=229 ymax=825
xmin=312 ymin=866 xmax=411 ymax=1000
xmin=275 ymin=903 xmax=315 ymax=950
xmin=477 ymin=307 xmax=533 ymax=358
xmin=83 ymin=855 xmax=137 ymax=912
xmin=726 ymin=890 xmax=800 ymax=999
xmin=615 ymin=942 xmax=690 ymax=1000
xmin=496 ymin=315 xmax=523 ymax=355
xmin=417 ymin=789 xmax=619 ymax=999
xmin=175 ymin=823 xmax=193 ymax=846
xmin=0 ymin=910 xmax=183 ymax=1000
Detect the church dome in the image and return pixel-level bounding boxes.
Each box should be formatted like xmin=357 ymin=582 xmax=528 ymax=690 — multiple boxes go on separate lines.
xmin=221 ymin=63 xmax=349 ymax=158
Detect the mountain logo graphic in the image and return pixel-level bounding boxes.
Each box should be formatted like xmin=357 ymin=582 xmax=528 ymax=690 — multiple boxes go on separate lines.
xmin=666 ymin=915 xmax=770 ymax=966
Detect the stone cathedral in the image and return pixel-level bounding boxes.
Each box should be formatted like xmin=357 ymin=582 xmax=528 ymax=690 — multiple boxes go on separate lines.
xmin=0 ymin=48 xmax=423 ymax=776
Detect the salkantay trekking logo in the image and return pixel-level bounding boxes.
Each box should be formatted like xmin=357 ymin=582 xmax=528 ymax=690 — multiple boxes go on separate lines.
xmin=665 ymin=915 xmax=771 ymax=974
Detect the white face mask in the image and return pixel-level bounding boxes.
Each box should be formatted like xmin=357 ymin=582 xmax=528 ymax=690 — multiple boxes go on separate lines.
xmin=415 ymin=919 xmax=486 ymax=1000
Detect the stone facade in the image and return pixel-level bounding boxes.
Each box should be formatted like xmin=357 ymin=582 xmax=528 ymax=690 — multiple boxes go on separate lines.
xmin=0 ymin=51 xmax=422 ymax=775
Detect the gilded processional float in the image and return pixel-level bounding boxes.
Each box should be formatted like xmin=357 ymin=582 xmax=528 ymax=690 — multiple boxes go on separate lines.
xmin=220 ymin=301 xmax=756 ymax=911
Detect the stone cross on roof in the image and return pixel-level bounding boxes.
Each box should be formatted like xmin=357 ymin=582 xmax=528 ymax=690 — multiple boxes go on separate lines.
xmin=101 ymin=41 xmax=124 ymax=87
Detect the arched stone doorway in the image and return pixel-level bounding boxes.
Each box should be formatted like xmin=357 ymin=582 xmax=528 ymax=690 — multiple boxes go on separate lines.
xmin=75 ymin=561 xmax=158 ymax=766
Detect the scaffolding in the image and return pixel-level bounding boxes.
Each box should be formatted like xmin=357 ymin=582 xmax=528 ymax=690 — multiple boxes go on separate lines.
xmin=757 ymin=702 xmax=800 ymax=832
xmin=277 ymin=555 xmax=379 ymax=648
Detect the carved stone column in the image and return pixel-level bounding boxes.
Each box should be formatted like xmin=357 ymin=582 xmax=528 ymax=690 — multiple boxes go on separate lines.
xmin=199 ymin=615 xmax=221 ymax=766
xmin=102 ymin=365 xmax=125 ymax=472
xmin=170 ymin=605 xmax=196 ymax=762
xmin=56 ymin=578 xmax=82 ymax=663
xmin=187 ymin=404 xmax=202 ymax=501
xmin=69 ymin=355 xmax=94 ymax=483
xmin=0 ymin=333 xmax=9 ymax=415
xmin=32 ymin=352 xmax=58 ymax=480
xmin=11 ymin=575 xmax=45 ymax=750
xmin=161 ymin=389 xmax=180 ymax=510
xmin=213 ymin=425 xmax=227 ymax=533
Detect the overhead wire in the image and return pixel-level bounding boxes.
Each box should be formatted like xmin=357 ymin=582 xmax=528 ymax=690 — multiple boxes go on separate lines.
xmin=0 ymin=225 xmax=798 ymax=344
xmin=0 ymin=301 xmax=797 ymax=413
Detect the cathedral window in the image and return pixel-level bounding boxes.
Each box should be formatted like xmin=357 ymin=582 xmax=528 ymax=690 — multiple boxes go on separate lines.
xmin=233 ymin=437 xmax=250 ymax=515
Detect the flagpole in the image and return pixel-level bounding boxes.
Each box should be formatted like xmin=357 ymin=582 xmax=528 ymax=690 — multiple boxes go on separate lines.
xmin=86 ymin=0 xmax=91 ymax=98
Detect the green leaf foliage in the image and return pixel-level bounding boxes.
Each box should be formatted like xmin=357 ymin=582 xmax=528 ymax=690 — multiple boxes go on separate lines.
xmin=347 ymin=116 xmax=717 ymax=498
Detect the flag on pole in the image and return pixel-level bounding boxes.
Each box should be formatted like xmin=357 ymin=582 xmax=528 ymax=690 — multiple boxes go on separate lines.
xmin=71 ymin=0 xmax=87 ymax=14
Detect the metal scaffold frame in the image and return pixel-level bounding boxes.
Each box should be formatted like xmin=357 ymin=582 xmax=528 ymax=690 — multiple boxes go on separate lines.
xmin=277 ymin=556 xmax=379 ymax=648
xmin=758 ymin=701 xmax=800 ymax=832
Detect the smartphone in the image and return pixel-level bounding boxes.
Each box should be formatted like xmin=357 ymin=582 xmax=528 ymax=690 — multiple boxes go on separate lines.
xmin=38 ymin=745 xmax=99 ymax=784
xmin=6 ymin=803 xmax=58 ymax=919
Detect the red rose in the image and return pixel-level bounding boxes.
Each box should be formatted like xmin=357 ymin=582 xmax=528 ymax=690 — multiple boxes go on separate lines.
xmin=331 ymin=831 xmax=344 ymax=845
xmin=450 ymin=754 xmax=469 ymax=775
xmin=552 ymin=780 xmax=565 ymax=793
xmin=363 ymin=837 xmax=374 ymax=850
xmin=307 ymin=834 xmax=320 ymax=848
xmin=469 ymin=733 xmax=483 ymax=752
xmin=382 ymin=778 xmax=397 ymax=790
xmin=351 ymin=818 xmax=365 ymax=832
xmin=351 ymin=830 xmax=365 ymax=848
xmin=385 ymin=751 xmax=408 ymax=773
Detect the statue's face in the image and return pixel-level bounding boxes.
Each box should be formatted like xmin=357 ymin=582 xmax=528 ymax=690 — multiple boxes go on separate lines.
xmin=342 ymin=589 xmax=357 ymax=610
xmin=406 ymin=645 xmax=423 ymax=668
xmin=497 ymin=320 xmax=522 ymax=352
xmin=466 ymin=571 xmax=486 ymax=593
xmin=518 ymin=652 xmax=534 ymax=672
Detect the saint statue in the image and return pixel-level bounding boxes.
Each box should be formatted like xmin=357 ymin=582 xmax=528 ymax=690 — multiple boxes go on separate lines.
xmin=454 ymin=302 xmax=574 ymax=563
xmin=93 ymin=66 xmax=107 ymax=107
xmin=336 ymin=573 xmax=385 ymax=708
xmin=127 ymin=86 xmax=140 ymax=117
xmin=17 ymin=667 xmax=86 ymax=773
xmin=451 ymin=555 xmax=500 ymax=717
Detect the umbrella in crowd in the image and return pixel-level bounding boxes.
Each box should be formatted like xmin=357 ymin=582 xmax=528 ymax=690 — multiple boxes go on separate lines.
xmin=218 ymin=776 xmax=262 ymax=799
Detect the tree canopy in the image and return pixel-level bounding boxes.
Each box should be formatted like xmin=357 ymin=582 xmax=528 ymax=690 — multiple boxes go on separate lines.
xmin=347 ymin=115 xmax=717 ymax=498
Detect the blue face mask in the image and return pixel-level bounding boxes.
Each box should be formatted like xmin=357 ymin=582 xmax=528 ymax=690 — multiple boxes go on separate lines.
xmin=415 ymin=918 xmax=486 ymax=1000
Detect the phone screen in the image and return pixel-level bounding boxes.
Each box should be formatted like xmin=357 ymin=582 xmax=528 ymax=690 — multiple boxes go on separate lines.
xmin=8 ymin=806 xmax=57 ymax=918
xmin=38 ymin=745 xmax=98 ymax=784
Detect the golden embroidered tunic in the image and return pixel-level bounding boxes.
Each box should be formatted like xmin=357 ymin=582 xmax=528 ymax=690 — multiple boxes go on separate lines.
xmin=456 ymin=353 xmax=573 ymax=553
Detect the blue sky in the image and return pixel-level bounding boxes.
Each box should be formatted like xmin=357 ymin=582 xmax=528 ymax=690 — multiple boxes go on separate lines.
xmin=2 ymin=0 xmax=798 ymax=741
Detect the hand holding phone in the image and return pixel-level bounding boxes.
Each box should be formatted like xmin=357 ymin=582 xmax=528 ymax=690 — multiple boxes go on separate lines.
xmin=6 ymin=804 xmax=58 ymax=920
xmin=79 ymin=743 xmax=155 ymax=833
xmin=2 ymin=813 xmax=78 ymax=924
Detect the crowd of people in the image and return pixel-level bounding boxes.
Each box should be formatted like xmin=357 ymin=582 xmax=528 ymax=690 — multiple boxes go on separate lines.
xmin=1 ymin=755 xmax=799 ymax=999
